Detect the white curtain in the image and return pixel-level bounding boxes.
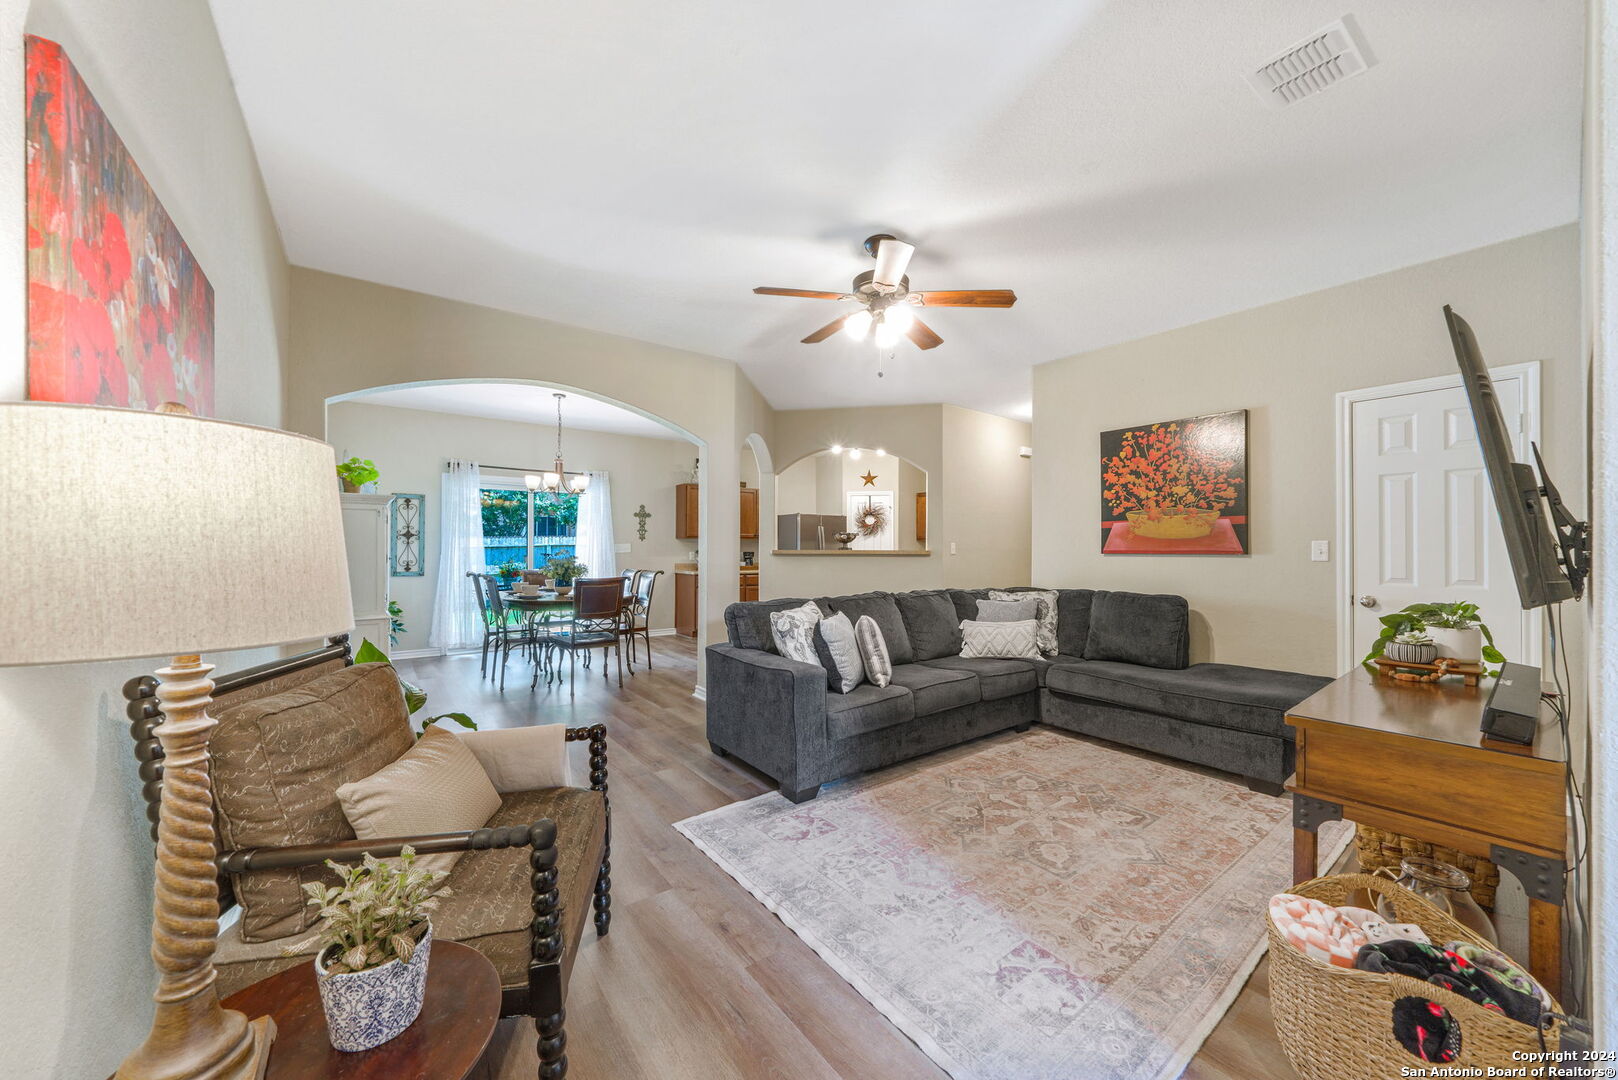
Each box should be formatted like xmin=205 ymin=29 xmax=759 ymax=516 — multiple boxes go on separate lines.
xmin=429 ymin=460 xmax=485 ymax=651
xmin=575 ymin=470 xmax=616 ymax=581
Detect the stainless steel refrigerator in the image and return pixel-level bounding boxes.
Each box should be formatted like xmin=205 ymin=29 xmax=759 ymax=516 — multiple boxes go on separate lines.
xmin=776 ymin=513 xmax=847 ymax=550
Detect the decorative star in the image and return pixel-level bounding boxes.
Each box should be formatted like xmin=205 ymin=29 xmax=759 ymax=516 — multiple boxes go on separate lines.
xmin=860 ymin=471 xmax=878 ymax=486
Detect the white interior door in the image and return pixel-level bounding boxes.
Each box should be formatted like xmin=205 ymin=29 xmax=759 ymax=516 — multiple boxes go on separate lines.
xmin=1343 ymin=367 xmax=1539 ymax=670
xmin=848 ymin=491 xmax=896 ymax=551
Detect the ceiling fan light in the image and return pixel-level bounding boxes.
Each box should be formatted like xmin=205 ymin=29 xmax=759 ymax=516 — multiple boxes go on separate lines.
xmin=884 ymin=304 xmax=914 ymax=332
xmin=842 ymin=309 xmax=873 ymax=340
xmin=874 ymin=319 xmax=900 ymax=349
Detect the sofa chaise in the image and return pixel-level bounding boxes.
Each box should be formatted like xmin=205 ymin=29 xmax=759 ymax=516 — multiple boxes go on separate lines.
xmin=706 ymin=587 xmax=1331 ymax=802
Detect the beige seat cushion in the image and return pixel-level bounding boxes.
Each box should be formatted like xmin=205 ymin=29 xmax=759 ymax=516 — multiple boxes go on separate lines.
xmin=212 ymin=662 xmax=415 ymax=943
xmin=215 ymin=787 xmax=608 ymax=999
xmin=336 ymin=724 xmax=502 ymax=879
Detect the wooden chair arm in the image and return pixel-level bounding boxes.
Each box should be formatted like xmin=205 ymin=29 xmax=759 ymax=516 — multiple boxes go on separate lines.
xmin=216 ymin=821 xmax=551 ymax=873
xmin=564 ymin=724 xmax=608 ymax=794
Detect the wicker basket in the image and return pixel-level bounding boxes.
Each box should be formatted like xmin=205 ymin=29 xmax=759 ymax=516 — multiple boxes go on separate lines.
xmin=1267 ymin=874 xmax=1557 ymax=1080
xmin=1355 ymin=824 xmax=1500 ymax=909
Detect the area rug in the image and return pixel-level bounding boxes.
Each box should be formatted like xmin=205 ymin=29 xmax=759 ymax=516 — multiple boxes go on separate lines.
xmin=675 ymin=729 xmax=1352 ymax=1080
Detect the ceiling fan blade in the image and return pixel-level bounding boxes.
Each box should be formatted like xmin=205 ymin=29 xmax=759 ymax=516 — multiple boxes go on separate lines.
xmin=905 ymin=317 xmax=943 ymax=351
xmin=801 ymin=315 xmax=850 ymax=343
xmin=871 ymin=239 xmax=916 ymax=292
xmin=911 ymin=289 xmax=1017 ymax=308
xmin=754 ymin=287 xmax=848 ymax=300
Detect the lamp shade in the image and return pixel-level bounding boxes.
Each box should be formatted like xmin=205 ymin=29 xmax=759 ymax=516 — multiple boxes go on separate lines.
xmin=0 ymin=403 xmax=354 ymax=666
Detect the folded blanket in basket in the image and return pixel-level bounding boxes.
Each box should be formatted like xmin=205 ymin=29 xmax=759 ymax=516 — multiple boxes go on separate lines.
xmin=1356 ymin=940 xmax=1545 ymax=1026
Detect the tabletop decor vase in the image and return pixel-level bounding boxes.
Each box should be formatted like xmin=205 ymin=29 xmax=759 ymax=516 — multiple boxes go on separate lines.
xmin=316 ymin=921 xmax=434 ymax=1052
xmin=1373 ymin=857 xmax=1496 ymax=944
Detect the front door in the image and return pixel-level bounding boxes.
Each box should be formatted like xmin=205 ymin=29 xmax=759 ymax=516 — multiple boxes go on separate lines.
xmin=847 ymin=491 xmax=896 ymax=551
xmin=1346 ymin=368 xmax=1538 ymax=669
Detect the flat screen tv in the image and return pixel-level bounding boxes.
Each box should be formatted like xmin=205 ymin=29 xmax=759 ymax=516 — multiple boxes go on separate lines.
xmin=1443 ymin=305 xmax=1585 ymax=608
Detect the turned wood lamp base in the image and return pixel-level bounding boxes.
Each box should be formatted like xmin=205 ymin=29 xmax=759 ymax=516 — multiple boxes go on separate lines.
xmin=115 ymin=656 xmax=276 ymax=1080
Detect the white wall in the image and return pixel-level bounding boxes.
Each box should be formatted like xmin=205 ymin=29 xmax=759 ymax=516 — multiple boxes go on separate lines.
xmin=0 ymin=2 xmax=291 ymax=1076
xmin=326 ymin=401 xmax=696 ymax=647
xmin=1032 ymin=226 xmax=1584 ymax=678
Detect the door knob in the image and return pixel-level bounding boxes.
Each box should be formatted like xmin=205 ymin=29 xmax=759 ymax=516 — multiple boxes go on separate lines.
xmin=1359 ymin=595 xmax=1377 ymax=608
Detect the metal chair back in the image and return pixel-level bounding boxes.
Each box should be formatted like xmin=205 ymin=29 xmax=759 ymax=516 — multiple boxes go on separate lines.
xmin=467 ymin=570 xmax=492 ymax=625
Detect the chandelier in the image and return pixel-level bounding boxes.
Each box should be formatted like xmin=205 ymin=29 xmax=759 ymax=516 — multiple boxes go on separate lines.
xmin=525 ymin=392 xmax=589 ymax=495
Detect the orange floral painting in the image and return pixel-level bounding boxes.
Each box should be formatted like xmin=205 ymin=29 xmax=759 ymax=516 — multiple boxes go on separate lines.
xmin=25 ymin=36 xmax=214 ymax=414
xmin=1100 ymin=410 xmax=1247 ymax=554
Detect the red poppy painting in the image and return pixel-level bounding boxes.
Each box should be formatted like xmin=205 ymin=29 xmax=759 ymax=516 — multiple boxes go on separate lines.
xmin=1100 ymin=409 xmax=1248 ymax=554
xmin=25 ymin=36 xmax=214 ymax=415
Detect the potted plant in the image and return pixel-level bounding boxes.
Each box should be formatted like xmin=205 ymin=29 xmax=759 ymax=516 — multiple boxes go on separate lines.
xmin=1362 ymin=602 xmax=1506 ymax=673
xmin=1384 ymin=629 xmax=1437 ymax=666
xmin=540 ymin=554 xmax=587 ymax=587
xmin=292 ymin=848 xmax=447 ymax=1051
xmin=336 ymin=457 xmax=379 ymax=493
xmin=494 ymin=559 xmax=525 ymax=586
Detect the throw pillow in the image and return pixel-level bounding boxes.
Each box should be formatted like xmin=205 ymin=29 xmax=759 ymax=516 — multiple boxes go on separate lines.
xmin=854 ymin=614 xmax=893 ymax=688
xmin=814 ymin=611 xmax=866 ymax=693
xmin=822 ymin=592 xmax=914 ymax=665
xmin=1083 ymin=590 xmax=1190 ymax=669
xmin=989 ymin=588 xmax=1059 ymax=656
xmin=959 ymin=618 xmax=1040 ymax=659
xmin=336 ymin=723 xmax=503 ymax=880
xmin=976 ymin=597 xmax=1039 ymax=622
xmin=769 ymin=601 xmax=823 ymax=665
xmin=211 ymin=662 xmax=416 ymax=942
xmin=895 ymin=590 xmax=962 ymax=660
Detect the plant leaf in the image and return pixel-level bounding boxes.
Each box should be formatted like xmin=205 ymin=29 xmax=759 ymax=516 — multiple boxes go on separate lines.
xmin=401 ymin=680 xmax=428 ymax=716
xmin=425 ymin=711 xmax=477 ymax=731
xmin=354 ymin=639 xmax=390 ymax=665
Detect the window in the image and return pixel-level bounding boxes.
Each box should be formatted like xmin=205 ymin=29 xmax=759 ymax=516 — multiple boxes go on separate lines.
xmin=479 ymin=483 xmax=580 ymax=573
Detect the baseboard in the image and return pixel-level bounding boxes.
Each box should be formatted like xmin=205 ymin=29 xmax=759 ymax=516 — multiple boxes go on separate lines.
xmin=390 ymin=647 xmax=443 ymax=659
xmin=648 ymin=627 xmax=678 ymax=637
xmin=692 ymin=684 xmax=707 ymax=701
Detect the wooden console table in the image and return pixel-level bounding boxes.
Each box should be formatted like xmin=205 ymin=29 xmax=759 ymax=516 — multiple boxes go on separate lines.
xmin=1286 ymin=666 xmax=1567 ymax=997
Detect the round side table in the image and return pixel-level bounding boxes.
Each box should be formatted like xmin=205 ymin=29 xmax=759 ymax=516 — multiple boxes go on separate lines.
xmin=221 ymin=939 xmax=501 ymax=1080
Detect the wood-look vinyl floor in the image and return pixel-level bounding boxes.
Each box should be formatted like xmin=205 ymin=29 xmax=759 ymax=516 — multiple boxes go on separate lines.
xmin=401 ymin=637 xmax=1309 ymax=1080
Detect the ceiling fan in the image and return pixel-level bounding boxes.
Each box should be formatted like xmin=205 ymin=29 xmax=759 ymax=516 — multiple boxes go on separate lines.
xmin=753 ymin=234 xmax=1016 ymax=354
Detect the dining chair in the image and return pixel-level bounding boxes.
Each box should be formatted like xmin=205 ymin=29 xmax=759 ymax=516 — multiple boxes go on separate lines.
xmin=481 ymin=574 xmax=541 ymax=691
xmin=549 ymin=577 xmax=626 ymax=700
xmin=622 ymin=569 xmax=662 ymax=671
xmin=466 ymin=570 xmax=499 ymax=678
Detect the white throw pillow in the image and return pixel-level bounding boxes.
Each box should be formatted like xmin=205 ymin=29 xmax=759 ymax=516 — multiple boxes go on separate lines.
xmin=769 ymin=601 xmax=823 ymax=665
xmin=959 ymin=618 xmax=1041 ymax=659
xmin=989 ymin=589 xmax=1059 ymax=656
xmin=854 ymin=614 xmax=893 ymax=688
xmin=335 ymin=724 xmax=502 ymax=879
xmin=815 ymin=611 xmax=866 ymax=694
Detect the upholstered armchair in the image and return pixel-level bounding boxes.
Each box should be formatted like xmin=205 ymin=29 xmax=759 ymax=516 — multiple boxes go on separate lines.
xmin=124 ymin=635 xmax=610 ymax=1080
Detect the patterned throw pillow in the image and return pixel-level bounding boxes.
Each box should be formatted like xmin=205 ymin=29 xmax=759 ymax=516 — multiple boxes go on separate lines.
xmin=854 ymin=614 xmax=893 ymax=688
xmin=815 ymin=611 xmax=866 ymax=694
xmin=769 ymin=601 xmax=822 ymax=665
xmin=989 ymin=589 xmax=1058 ymax=656
xmin=959 ymin=619 xmax=1040 ymax=659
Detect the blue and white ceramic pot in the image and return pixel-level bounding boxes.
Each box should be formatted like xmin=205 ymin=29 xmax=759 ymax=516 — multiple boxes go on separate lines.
xmin=315 ymin=922 xmax=433 ymax=1052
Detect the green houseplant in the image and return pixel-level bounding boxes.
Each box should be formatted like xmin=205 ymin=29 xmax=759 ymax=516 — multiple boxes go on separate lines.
xmin=335 ymin=457 xmax=379 ymax=493
xmin=495 ymin=559 xmax=525 ymax=586
xmin=293 ymin=848 xmax=448 ymax=1051
xmin=540 ymin=554 xmax=587 ymax=586
xmin=1361 ymin=602 xmax=1505 ymax=673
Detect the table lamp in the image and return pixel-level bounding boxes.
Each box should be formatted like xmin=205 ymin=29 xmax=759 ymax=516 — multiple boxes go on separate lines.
xmin=0 ymin=403 xmax=354 ymax=1080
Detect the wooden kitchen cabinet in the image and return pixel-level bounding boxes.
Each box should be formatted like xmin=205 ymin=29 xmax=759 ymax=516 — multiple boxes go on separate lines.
xmin=739 ymin=569 xmax=759 ymax=602
xmin=675 ymin=482 xmax=699 ymax=540
xmin=739 ymin=486 xmax=759 ymax=539
xmin=674 ymin=570 xmax=698 ymax=637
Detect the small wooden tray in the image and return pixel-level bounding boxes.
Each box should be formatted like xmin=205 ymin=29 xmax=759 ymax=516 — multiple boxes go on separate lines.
xmin=1372 ymin=655 xmax=1484 ymax=686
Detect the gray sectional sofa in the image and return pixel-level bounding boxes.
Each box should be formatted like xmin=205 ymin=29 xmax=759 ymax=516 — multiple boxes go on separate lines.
xmin=706 ymin=586 xmax=1331 ymax=803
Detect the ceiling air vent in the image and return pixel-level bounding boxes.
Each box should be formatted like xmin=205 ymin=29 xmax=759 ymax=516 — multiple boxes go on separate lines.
xmin=1246 ymin=16 xmax=1373 ymax=107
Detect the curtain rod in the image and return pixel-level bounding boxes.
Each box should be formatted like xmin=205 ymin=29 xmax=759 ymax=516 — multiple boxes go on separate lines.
xmin=449 ymin=461 xmax=595 ymax=477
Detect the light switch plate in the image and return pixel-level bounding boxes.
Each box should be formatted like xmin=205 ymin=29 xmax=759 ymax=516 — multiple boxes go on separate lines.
xmin=1310 ymin=540 xmax=1329 ymax=562
xmin=949 ymin=541 xmax=958 ymax=555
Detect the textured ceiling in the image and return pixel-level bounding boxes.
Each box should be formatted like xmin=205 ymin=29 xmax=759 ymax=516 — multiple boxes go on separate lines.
xmin=211 ymin=0 xmax=1582 ymax=418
